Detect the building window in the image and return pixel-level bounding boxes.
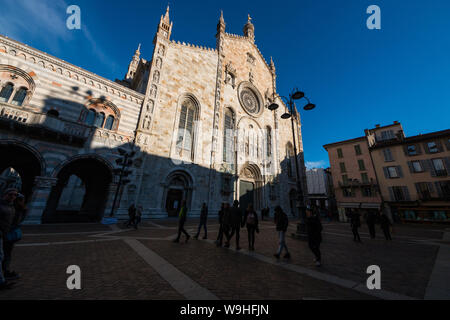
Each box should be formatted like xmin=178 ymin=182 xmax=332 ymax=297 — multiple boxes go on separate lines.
xmin=176 ymin=100 xmax=196 ymax=159
xmin=383 ymin=148 xmax=394 ymax=162
xmin=10 ymin=87 xmax=28 ymax=106
xmin=94 ymin=112 xmax=105 ymax=128
xmin=407 ymin=145 xmax=417 ymax=156
xmin=104 ymin=115 xmax=115 ymax=130
xmin=266 ymin=126 xmax=272 ymax=158
xmin=358 ymin=159 xmax=366 ymax=171
xmin=384 ymin=166 xmax=402 ymax=178
xmin=0 ymin=83 xmax=14 ymax=102
xmin=392 ymin=186 xmax=407 ymax=201
xmin=223 ymin=108 xmax=234 ymax=163
xmin=380 ymin=130 xmax=395 ymax=141
xmin=342 ymin=174 xmax=349 ymax=184
xmin=354 ymin=145 xmax=362 ymax=155
xmin=337 ymin=148 xmax=343 ymax=158
xmin=343 ymin=187 xmax=354 ymax=197
xmin=340 ymin=162 xmax=346 ymax=173
xmin=410 ymin=161 xmax=423 ymax=173
xmin=415 ymin=182 xmax=432 ymax=200
xmin=432 ymin=159 xmax=447 ymax=176
xmin=85 ymin=109 xmax=96 ymax=126
xmin=361 ymin=173 xmax=369 ymax=183
xmin=47 ymin=109 xmax=59 ymax=118
xmin=427 ymin=142 xmax=439 ymax=153
xmin=362 ymin=187 xmax=373 ymax=197
xmin=436 ymin=181 xmax=450 ymax=198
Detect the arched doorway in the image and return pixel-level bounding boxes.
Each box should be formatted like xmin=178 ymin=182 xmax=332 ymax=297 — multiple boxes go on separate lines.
xmin=43 ymin=157 xmax=112 ymax=223
xmin=0 ymin=143 xmax=43 ymax=201
xmin=163 ymin=171 xmax=193 ymax=217
xmin=239 ymin=163 xmax=263 ymax=212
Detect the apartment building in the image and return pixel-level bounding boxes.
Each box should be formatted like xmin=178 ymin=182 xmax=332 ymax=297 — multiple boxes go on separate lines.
xmin=323 ymin=137 xmax=382 ymax=222
xmin=324 ymin=121 xmax=450 ymax=223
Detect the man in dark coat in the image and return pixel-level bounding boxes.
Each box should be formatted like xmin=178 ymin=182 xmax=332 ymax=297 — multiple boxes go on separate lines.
xmin=380 ymin=213 xmax=392 ymax=240
xmin=306 ymin=205 xmax=323 ymax=266
xmin=350 ymin=209 xmax=362 ymax=242
xmin=194 ymin=203 xmax=208 ymax=240
xmin=273 ymin=206 xmax=290 ymax=259
xmin=127 ymin=204 xmax=137 ymax=228
xmin=225 ymin=200 xmax=243 ymax=250
xmin=0 ymin=188 xmax=18 ymax=290
xmin=174 ymin=200 xmax=190 ymax=243
xmin=216 ymin=203 xmax=230 ymax=247
xmin=366 ymin=210 xmax=377 ymax=239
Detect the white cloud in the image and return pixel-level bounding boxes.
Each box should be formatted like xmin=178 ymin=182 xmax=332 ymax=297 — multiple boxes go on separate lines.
xmin=305 ymin=161 xmax=327 ymax=169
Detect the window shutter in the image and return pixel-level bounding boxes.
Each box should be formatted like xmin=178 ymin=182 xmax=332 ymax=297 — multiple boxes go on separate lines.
xmin=435 ymin=182 xmax=443 ymax=197
xmin=421 ymin=160 xmax=430 ymax=172
xmin=445 ymin=139 xmax=450 ymax=151
xmin=397 ymin=166 xmax=403 ymax=178
xmin=383 ymin=167 xmax=389 ymax=178
xmin=424 ymin=143 xmax=430 ymax=154
xmin=407 ymin=161 xmax=414 ymax=173
xmin=388 ymin=187 xmax=395 ymax=201
xmin=427 ymin=182 xmax=434 ymax=194
xmin=403 ymin=145 xmax=409 ymax=156
xmin=416 ymin=143 xmax=422 ymax=155
xmin=443 ymin=157 xmax=450 ymax=172
xmin=414 ymin=183 xmax=421 ymax=195
xmin=436 ymin=140 xmax=444 ymax=152
xmin=403 ymin=186 xmax=411 ymax=201
xmin=429 ymin=160 xmax=437 ymax=177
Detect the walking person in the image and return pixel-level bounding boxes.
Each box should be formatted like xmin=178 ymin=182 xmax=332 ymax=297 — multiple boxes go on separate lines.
xmin=350 ymin=209 xmax=362 ymax=242
xmin=126 ymin=203 xmax=137 ymax=228
xmin=174 ymin=200 xmax=190 ymax=243
xmin=366 ymin=210 xmax=376 ymax=239
xmin=194 ymin=203 xmax=208 ymax=240
xmin=306 ymin=205 xmax=323 ymax=266
xmin=216 ymin=203 xmax=229 ymax=247
xmin=380 ymin=213 xmax=392 ymax=240
xmin=0 ymin=188 xmax=18 ymax=290
xmin=225 ymin=200 xmax=242 ymax=250
xmin=2 ymin=193 xmax=27 ymax=281
xmin=134 ymin=206 xmax=143 ymax=229
xmin=273 ymin=206 xmax=290 ymax=259
xmin=243 ymin=204 xmax=259 ymax=251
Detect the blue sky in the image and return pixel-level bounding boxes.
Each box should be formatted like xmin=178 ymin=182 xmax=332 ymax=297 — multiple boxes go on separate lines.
xmin=1 ymin=0 xmax=449 ymax=169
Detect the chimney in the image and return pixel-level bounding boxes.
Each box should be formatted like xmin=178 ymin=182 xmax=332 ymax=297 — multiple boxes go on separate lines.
xmin=393 ymin=121 xmax=399 ymax=124
xmin=375 ymin=124 xmax=380 ymax=128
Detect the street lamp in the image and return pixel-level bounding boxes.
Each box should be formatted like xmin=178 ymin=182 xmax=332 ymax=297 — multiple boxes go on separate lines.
xmin=268 ymin=88 xmax=316 ymax=240
xmin=109 ymin=148 xmax=136 ymax=217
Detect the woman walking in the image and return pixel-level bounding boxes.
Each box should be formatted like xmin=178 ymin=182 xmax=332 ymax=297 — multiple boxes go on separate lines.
xmin=243 ymin=204 xmax=259 ymax=251
xmin=350 ymin=209 xmax=362 ymax=242
xmin=273 ymin=206 xmax=290 ymax=259
xmin=174 ymin=200 xmax=190 ymax=243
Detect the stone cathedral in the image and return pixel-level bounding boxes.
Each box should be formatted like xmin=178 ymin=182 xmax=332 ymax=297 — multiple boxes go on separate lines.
xmin=0 ymin=7 xmax=307 ymax=223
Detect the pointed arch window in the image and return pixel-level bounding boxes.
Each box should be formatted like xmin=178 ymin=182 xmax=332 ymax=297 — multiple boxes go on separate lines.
xmin=176 ymin=98 xmax=197 ymax=159
xmin=94 ymin=112 xmax=105 ymax=128
xmin=223 ymin=108 xmax=234 ymax=163
xmin=0 ymin=83 xmax=14 ymax=103
xmin=104 ymin=115 xmax=115 ymax=130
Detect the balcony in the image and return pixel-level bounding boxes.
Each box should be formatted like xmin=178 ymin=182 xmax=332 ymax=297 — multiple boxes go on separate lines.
xmin=339 ymin=178 xmax=377 ymax=188
xmin=0 ymin=102 xmax=90 ymax=145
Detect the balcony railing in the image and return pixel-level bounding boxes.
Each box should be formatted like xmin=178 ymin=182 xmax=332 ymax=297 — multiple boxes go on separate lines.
xmin=435 ymin=169 xmax=448 ymax=177
xmin=338 ymin=178 xmax=377 ymax=187
xmin=0 ymin=102 xmax=90 ymax=140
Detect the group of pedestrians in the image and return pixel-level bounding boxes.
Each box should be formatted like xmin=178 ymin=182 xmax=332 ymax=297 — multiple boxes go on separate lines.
xmin=348 ymin=209 xmax=393 ymax=242
xmin=0 ymin=188 xmax=27 ymax=290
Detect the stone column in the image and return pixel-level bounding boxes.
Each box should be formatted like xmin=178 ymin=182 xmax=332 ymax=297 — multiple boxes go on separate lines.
xmin=24 ymin=176 xmax=58 ymax=224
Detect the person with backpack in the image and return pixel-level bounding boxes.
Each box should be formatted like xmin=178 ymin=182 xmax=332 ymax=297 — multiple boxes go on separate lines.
xmin=243 ymin=204 xmax=259 ymax=251
xmin=273 ymin=206 xmax=290 ymax=259
xmin=224 ymin=200 xmax=243 ymax=250
xmin=194 ymin=203 xmax=208 ymax=240
xmin=174 ymin=200 xmax=190 ymax=243
xmin=306 ymin=205 xmax=323 ymax=266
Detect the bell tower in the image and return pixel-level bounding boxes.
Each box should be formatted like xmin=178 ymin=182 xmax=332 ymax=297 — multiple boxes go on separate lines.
xmin=154 ymin=5 xmax=173 ymax=43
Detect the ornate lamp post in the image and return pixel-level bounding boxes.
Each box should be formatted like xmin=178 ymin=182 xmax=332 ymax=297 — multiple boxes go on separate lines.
xmin=268 ymin=89 xmax=315 ymax=240
xmin=109 ymin=147 xmax=136 ymax=217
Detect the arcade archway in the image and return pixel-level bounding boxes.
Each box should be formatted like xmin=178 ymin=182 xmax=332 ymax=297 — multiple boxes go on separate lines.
xmin=0 ymin=142 xmax=43 ymax=200
xmin=43 ymin=157 xmax=112 ymax=223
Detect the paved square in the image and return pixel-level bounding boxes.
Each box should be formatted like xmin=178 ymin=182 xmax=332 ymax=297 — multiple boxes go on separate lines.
xmin=0 ymin=218 xmax=448 ymax=300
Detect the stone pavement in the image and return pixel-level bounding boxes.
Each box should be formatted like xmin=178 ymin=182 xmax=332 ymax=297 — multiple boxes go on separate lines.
xmin=0 ymin=218 xmax=447 ymax=300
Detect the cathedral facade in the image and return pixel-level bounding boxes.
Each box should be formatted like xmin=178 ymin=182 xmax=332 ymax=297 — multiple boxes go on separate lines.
xmin=0 ymin=7 xmax=307 ymax=223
